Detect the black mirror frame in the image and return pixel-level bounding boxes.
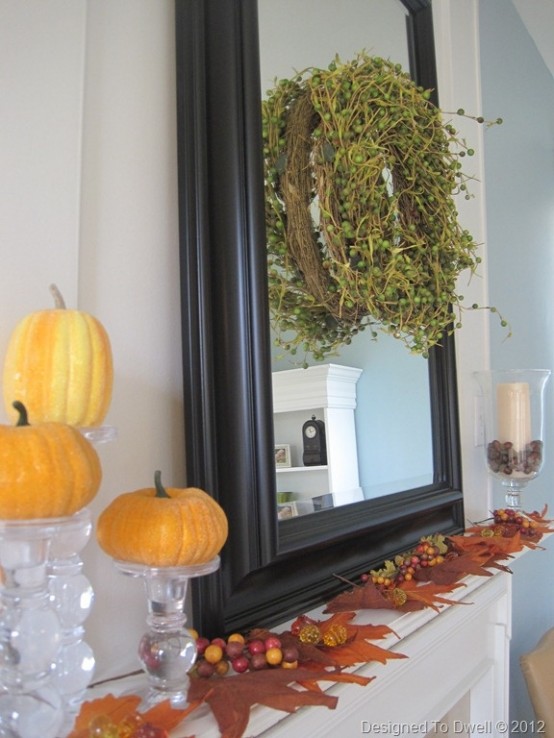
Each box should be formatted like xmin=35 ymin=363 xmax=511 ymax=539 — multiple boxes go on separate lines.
xmin=175 ymin=0 xmax=464 ymax=637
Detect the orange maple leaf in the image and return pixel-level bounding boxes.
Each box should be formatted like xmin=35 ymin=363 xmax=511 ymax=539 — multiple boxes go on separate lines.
xmin=68 ymin=693 xmax=196 ymax=738
xmin=317 ymin=611 xmax=397 ymax=642
xmin=322 ymin=638 xmax=407 ymax=668
xmin=69 ymin=694 xmax=141 ymax=735
xmin=450 ymin=531 xmax=523 ymax=558
xmin=271 ymin=611 xmax=406 ymax=669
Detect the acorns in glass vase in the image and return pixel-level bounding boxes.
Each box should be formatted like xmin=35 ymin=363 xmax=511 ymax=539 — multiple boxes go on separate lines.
xmin=474 ymin=370 xmax=550 ymax=510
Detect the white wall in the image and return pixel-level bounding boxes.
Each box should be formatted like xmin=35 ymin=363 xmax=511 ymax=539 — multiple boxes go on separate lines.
xmin=0 ymin=1 xmax=85 ymax=316
xmin=433 ymin=0 xmax=492 ymax=525
xmin=0 ymin=0 xmax=183 ymax=680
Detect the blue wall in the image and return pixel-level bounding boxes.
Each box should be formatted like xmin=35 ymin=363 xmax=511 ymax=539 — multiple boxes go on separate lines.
xmin=479 ymin=0 xmax=554 ymax=724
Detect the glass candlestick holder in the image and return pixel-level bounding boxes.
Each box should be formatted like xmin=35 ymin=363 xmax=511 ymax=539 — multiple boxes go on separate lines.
xmin=114 ymin=556 xmax=220 ymax=711
xmin=0 ymin=518 xmax=64 ymax=738
xmin=474 ymin=369 xmax=550 ymax=510
xmin=48 ymin=508 xmax=95 ymax=733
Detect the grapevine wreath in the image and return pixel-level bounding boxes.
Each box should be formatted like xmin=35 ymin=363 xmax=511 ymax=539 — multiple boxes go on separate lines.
xmin=262 ymin=53 xmax=506 ymax=360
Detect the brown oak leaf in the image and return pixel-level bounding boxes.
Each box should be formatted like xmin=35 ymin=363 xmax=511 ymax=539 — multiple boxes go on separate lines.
xmin=324 ymin=580 xmax=397 ymax=613
xmin=321 ymin=638 xmax=407 ymax=668
xmin=413 ymin=552 xmax=494 ymax=585
xmin=324 ymin=578 xmax=465 ymax=614
xmin=187 ymin=667 xmax=365 ymax=738
xmin=399 ymin=580 xmax=466 ymax=611
xmin=296 ymin=670 xmax=374 ymax=691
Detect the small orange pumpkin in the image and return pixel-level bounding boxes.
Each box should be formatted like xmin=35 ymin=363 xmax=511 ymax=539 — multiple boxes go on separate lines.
xmin=96 ymin=471 xmax=228 ymax=567
xmin=2 ymin=284 xmax=113 ymax=427
xmin=0 ymin=401 xmax=102 ymax=519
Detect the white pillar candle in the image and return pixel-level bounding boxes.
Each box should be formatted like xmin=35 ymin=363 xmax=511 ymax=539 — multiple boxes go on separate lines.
xmin=496 ymin=382 xmax=531 ymax=450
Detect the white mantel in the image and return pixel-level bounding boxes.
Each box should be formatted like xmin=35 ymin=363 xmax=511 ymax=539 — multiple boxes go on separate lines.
xmin=179 ymin=570 xmax=510 ymax=737
xmin=91 ymin=563 xmax=512 ymax=738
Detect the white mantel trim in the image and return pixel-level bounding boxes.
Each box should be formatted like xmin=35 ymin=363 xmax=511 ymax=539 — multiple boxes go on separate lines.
xmin=272 ymin=363 xmax=363 ymax=413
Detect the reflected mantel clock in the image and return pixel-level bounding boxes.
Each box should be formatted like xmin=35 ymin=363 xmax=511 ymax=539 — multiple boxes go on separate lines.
xmin=302 ymin=415 xmax=327 ymax=466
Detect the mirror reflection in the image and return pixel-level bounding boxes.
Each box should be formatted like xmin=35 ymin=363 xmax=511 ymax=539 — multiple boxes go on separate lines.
xmin=258 ymin=0 xmax=433 ymax=520
xmin=177 ymin=0 xmax=462 ymax=636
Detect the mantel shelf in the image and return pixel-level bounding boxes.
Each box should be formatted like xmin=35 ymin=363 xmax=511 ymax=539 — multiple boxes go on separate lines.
xmin=88 ymin=557 xmax=520 ymax=737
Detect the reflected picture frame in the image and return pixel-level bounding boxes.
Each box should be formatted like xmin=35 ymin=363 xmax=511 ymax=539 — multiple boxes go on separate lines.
xmin=275 ymin=443 xmax=292 ymax=468
xmin=277 ymin=500 xmax=313 ymax=519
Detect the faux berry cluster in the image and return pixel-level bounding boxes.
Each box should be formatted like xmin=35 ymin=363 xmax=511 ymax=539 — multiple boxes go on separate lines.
xmin=489 ymin=508 xmax=540 ymax=537
xmin=290 ymin=616 xmax=348 ymax=647
xmin=192 ymin=632 xmax=300 ymax=678
xmin=87 ymin=714 xmax=167 ymax=738
xmin=363 ymin=535 xmax=449 ymax=591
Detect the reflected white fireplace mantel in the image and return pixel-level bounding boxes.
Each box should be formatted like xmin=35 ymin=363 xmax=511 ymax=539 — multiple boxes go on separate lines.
xmin=170 ymin=567 xmax=511 ymax=738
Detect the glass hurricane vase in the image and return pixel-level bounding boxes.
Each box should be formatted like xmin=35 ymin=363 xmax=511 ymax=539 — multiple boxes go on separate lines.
xmin=0 ymin=518 xmax=64 ymax=738
xmin=114 ymin=556 xmax=220 ymax=711
xmin=474 ymin=369 xmax=551 ymax=510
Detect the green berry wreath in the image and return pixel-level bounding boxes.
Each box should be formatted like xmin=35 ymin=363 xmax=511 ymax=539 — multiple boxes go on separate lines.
xmin=262 ymin=53 xmax=505 ymax=360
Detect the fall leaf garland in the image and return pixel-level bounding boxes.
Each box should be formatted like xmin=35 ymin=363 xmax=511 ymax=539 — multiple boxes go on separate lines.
xmin=69 ymin=508 xmax=552 ymax=738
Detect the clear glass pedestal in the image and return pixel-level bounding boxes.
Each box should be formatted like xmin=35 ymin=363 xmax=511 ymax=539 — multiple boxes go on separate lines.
xmin=48 ymin=508 xmax=95 ymax=734
xmin=114 ymin=556 xmax=220 ymax=711
xmin=0 ymin=519 xmax=64 ymax=738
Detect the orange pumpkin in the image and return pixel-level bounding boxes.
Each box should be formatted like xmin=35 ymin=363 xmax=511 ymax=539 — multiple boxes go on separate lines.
xmin=0 ymin=401 xmax=102 ymax=519
xmin=2 ymin=284 xmax=113 ymax=427
xmin=96 ymin=471 xmax=228 ymax=566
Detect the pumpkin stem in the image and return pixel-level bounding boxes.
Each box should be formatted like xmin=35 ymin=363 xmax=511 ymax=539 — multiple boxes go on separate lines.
xmin=49 ymin=283 xmax=66 ymax=310
xmin=154 ymin=470 xmax=171 ymax=498
xmin=13 ymin=401 xmax=30 ymax=427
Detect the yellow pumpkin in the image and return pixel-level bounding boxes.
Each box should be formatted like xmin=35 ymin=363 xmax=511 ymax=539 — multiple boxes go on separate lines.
xmin=0 ymin=401 xmax=102 ymax=519
xmin=2 ymin=284 xmax=113 ymax=427
xmin=96 ymin=471 xmax=228 ymax=566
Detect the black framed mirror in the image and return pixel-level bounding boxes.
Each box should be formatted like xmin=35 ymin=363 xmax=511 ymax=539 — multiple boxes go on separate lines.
xmin=175 ymin=0 xmax=464 ymax=637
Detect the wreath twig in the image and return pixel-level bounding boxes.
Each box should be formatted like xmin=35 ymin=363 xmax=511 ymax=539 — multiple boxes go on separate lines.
xmin=263 ymin=53 xmax=507 ymax=360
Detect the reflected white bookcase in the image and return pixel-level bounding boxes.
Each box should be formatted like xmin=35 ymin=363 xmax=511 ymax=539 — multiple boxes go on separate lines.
xmin=272 ymin=364 xmax=364 ymax=510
